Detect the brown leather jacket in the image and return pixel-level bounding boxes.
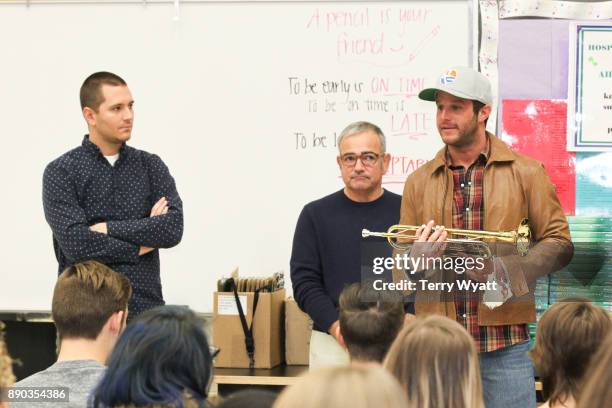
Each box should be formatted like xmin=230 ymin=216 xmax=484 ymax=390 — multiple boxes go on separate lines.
xmin=399 ymin=133 xmax=573 ymax=325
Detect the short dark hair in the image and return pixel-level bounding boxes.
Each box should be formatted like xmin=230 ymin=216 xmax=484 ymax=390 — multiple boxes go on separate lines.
xmin=530 ymin=298 xmax=612 ymax=405
xmin=339 ymin=282 xmax=404 ymax=362
xmin=80 ymin=71 xmax=127 ymax=111
xmin=92 ymin=305 xmax=213 ymax=408
xmin=52 ymin=261 xmax=132 ymax=340
xmin=472 ymin=100 xmax=489 ymax=127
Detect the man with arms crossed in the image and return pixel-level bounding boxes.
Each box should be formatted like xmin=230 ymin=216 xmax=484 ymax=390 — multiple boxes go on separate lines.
xmin=400 ymin=67 xmax=573 ymax=408
xmin=43 ymin=72 xmax=183 ymax=318
xmin=290 ymin=121 xmax=403 ymax=367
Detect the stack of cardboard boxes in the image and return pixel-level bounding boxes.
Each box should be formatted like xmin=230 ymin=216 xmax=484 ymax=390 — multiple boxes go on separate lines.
xmin=213 ymin=290 xmax=312 ymax=368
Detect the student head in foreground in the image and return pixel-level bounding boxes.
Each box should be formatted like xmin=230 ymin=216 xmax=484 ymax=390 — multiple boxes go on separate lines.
xmin=0 ymin=322 xmax=16 ymax=408
xmin=53 ymin=261 xmax=131 ymax=354
xmin=338 ymin=282 xmax=404 ymax=363
xmin=92 ymin=305 xmax=213 ymax=408
xmin=384 ymin=315 xmax=484 ymax=408
xmin=273 ymin=364 xmax=408 ymax=408
xmin=577 ymin=332 xmax=612 ymax=408
xmin=12 ymin=261 xmax=131 ymax=407
xmin=530 ymin=298 xmax=612 ymax=408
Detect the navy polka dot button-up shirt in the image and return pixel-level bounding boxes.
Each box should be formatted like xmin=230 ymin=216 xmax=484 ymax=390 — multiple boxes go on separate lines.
xmin=43 ymin=136 xmax=184 ymax=317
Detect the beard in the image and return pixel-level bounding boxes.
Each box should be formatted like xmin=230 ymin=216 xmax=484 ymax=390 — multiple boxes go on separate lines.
xmin=439 ymin=114 xmax=479 ymax=148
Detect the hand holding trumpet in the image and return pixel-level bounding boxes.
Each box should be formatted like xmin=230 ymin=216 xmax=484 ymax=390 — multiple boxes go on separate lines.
xmin=409 ymin=220 xmax=448 ymax=274
xmin=414 ymin=220 xmax=448 ymax=245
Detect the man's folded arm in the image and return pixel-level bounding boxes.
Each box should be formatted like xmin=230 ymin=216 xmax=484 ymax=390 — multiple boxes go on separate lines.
xmin=107 ymin=154 xmax=184 ymax=248
xmin=43 ymin=164 xmax=140 ymax=265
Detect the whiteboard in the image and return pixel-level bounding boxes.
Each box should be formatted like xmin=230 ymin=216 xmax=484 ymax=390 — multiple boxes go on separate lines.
xmin=0 ymin=1 xmax=471 ymax=312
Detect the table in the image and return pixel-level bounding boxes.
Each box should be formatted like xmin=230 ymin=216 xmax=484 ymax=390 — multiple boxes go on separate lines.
xmin=213 ymin=364 xmax=308 ymax=396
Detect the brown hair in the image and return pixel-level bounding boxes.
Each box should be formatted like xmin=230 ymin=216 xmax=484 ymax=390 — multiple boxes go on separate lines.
xmin=472 ymin=100 xmax=489 ymax=126
xmin=0 ymin=322 xmax=15 ymax=393
xmin=530 ymin=298 xmax=612 ymax=405
xmin=52 ymin=261 xmax=132 ymax=340
xmin=80 ymin=71 xmax=127 ymax=111
xmin=274 ymin=364 xmax=408 ymax=408
xmin=383 ymin=315 xmax=484 ymax=408
xmin=577 ymin=332 xmax=612 ymax=408
xmin=339 ymin=282 xmax=404 ymax=362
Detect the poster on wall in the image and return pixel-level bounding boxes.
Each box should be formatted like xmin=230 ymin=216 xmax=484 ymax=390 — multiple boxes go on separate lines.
xmin=567 ymin=22 xmax=612 ymax=151
xmin=501 ymin=99 xmax=576 ymax=215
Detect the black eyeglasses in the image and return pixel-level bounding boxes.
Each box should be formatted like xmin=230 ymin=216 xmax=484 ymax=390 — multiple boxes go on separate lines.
xmin=340 ymin=152 xmax=381 ymax=167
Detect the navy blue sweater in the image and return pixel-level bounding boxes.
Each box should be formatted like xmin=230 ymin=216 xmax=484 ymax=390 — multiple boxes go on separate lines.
xmin=290 ymin=189 xmax=402 ymax=332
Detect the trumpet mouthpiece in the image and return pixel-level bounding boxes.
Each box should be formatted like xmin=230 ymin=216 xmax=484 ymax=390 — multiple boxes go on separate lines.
xmin=362 ymin=229 xmax=371 ymax=238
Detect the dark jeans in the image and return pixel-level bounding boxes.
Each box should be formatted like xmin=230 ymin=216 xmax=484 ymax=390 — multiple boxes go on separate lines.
xmin=479 ymin=341 xmax=536 ymax=408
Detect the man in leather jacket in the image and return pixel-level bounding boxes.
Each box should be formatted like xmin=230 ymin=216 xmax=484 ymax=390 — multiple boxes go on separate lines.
xmin=398 ymin=66 xmax=573 ymax=408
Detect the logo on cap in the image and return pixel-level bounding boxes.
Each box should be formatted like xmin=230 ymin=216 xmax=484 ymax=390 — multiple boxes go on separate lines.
xmin=439 ymin=69 xmax=457 ymax=86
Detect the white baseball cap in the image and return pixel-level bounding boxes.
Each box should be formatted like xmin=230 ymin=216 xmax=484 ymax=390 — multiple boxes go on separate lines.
xmin=418 ymin=66 xmax=493 ymax=105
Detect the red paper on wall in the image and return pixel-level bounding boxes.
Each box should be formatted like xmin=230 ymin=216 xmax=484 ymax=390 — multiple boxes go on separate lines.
xmin=501 ymin=100 xmax=575 ymax=215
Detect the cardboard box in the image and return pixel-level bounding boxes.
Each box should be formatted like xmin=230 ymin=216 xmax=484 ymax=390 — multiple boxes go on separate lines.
xmin=213 ymin=288 xmax=285 ymax=368
xmin=285 ymin=298 xmax=312 ymax=365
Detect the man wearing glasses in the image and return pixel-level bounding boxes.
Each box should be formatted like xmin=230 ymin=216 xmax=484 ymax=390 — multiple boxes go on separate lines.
xmin=290 ymin=121 xmax=402 ymax=367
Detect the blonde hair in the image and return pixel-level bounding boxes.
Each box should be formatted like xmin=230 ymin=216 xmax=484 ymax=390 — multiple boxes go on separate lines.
xmin=274 ymin=364 xmax=408 ymax=408
xmin=383 ymin=315 xmax=484 ymax=408
xmin=0 ymin=322 xmax=15 ymax=392
xmin=577 ymin=333 xmax=612 ymax=408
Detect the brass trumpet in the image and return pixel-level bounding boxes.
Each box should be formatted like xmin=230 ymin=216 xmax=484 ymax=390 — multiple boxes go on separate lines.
xmin=362 ymin=218 xmax=531 ymax=258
